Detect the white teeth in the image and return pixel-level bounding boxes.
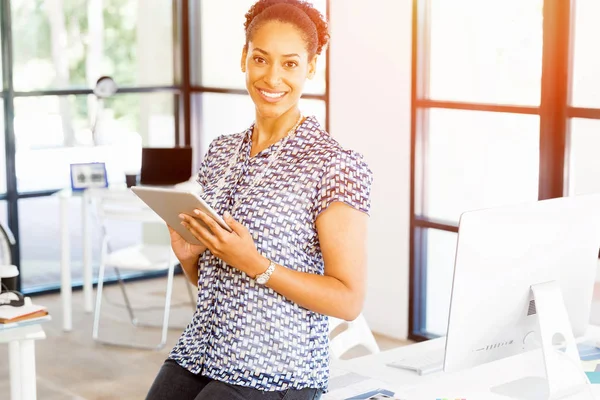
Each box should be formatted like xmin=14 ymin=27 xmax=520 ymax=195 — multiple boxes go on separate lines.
xmin=260 ymin=90 xmax=285 ymax=98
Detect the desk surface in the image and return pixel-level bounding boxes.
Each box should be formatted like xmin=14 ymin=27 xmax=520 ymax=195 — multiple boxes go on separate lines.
xmin=0 ymin=323 xmax=47 ymax=343
xmin=331 ymin=325 xmax=600 ymax=400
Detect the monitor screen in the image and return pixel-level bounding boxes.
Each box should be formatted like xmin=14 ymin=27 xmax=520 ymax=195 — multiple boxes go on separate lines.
xmin=140 ymin=147 xmax=193 ymax=186
xmin=444 ymin=193 xmax=600 ymax=373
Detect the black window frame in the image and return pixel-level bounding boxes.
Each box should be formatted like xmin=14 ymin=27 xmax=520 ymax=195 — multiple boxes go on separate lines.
xmin=409 ymin=0 xmax=597 ymax=341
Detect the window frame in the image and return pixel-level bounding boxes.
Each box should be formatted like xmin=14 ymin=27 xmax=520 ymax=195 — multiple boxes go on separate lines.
xmin=409 ymin=0 xmax=594 ymax=340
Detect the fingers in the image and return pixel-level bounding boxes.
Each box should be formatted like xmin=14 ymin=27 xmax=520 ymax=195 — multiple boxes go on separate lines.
xmin=179 ymin=213 xmax=217 ymax=248
xmin=193 ymin=210 xmax=227 ymax=238
xmin=223 ymin=212 xmax=244 ymax=235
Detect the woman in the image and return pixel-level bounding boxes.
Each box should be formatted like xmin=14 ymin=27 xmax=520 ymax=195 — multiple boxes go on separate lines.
xmin=146 ymin=1 xmax=373 ymax=399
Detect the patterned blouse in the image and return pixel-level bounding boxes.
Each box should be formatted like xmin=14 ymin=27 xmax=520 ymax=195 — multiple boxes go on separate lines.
xmin=168 ymin=115 xmax=373 ymax=392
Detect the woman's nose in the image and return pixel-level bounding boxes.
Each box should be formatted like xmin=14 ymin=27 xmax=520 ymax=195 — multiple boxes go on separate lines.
xmin=265 ymin=65 xmax=283 ymax=87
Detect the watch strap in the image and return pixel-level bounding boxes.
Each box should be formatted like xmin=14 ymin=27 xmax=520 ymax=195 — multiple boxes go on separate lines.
xmin=256 ymin=259 xmax=276 ymax=284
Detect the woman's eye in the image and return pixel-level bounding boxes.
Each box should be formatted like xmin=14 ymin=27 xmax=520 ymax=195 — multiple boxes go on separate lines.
xmin=253 ymin=57 xmax=266 ymax=64
xmin=285 ymin=61 xmax=298 ymax=68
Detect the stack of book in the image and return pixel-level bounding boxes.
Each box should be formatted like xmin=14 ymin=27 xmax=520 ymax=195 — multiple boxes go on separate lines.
xmin=0 ymin=299 xmax=49 ymax=328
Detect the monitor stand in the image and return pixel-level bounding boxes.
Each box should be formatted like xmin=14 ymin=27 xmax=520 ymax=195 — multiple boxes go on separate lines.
xmin=490 ymin=281 xmax=594 ymax=400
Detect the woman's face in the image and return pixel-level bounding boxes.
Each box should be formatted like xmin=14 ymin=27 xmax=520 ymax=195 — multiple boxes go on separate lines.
xmin=242 ymin=21 xmax=317 ymax=120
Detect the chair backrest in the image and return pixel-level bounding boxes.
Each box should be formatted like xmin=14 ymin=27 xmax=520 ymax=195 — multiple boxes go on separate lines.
xmin=328 ymin=313 xmax=380 ymax=359
xmin=0 ymin=222 xmax=14 ymax=267
xmin=89 ymin=187 xmax=171 ymax=252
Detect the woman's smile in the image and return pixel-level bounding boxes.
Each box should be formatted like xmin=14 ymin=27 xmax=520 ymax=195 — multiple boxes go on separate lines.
xmin=256 ymin=87 xmax=288 ymax=103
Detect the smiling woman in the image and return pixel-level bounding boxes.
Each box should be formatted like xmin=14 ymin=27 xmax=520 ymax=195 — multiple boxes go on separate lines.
xmin=146 ymin=2 xmax=373 ymax=400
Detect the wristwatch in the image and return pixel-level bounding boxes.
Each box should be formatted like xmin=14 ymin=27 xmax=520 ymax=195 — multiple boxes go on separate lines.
xmin=255 ymin=259 xmax=276 ymax=285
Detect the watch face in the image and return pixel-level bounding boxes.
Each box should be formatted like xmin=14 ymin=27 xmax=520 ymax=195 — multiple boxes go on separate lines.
xmin=256 ymin=276 xmax=266 ymax=285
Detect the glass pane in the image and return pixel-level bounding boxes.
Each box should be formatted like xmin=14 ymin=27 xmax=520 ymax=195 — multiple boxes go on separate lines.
xmin=0 ymin=99 xmax=5 ymax=194
xmin=571 ymin=0 xmax=600 ymax=108
xmin=422 ymin=109 xmax=539 ymax=223
xmin=19 ymin=196 xmax=92 ymax=291
xmin=424 ymin=228 xmax=457 ymax=336
xmin=194 ymin=0 xmax=327 ymax=95
xmin=102 ymin=93 xmax=176 ymax=148
xmin=567 ymin=119 xmax=600 ymax=195
xmin=18 ymin=196 xmax=160 ymax=292
xmin=429 ymin=0 xmax=543 ymax=105
xmin=14 ymin=93 xmax=175 ymax=192
xmin=193 ymin=92 xmax=326 ymax=158
xmin=12 ymin=0 xmax=174 ymax=91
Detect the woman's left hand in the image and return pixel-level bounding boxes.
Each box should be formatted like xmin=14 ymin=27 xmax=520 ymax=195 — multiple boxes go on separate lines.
xmin=179 ymin=210 xmax=266 ymax=277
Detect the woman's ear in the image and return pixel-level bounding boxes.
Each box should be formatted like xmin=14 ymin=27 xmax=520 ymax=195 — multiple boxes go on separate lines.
xmin=307 ymin=56 xmax=317 ymax=80
xmin=241 ymin=47 xmax=247 ymax=73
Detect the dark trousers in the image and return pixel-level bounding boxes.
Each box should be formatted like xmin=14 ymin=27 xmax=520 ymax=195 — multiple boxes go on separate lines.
xmin=146 ymin=359 xmax=323 ymax=400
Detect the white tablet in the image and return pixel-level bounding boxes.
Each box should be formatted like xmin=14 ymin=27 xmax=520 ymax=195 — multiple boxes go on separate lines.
xmin=130 ymin=186 xmax=232 ymax=245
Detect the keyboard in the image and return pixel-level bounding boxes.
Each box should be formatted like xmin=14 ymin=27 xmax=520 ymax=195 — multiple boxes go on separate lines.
xmin=386 ymin=350 xmax=445 ymax=376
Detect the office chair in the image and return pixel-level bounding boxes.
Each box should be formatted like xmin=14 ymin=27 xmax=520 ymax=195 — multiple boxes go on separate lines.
xmin=0 ymin=221 xmax=19 ymax=292
xmin=328 ymin=313 xmax=380 ymax=359
xmin=89 ymin=188 xmax=195 ymax=350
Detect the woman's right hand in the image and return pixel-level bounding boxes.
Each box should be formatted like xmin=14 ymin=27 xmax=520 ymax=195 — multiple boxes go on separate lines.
xmin=168 ymin=225 xmax=207 ymax=264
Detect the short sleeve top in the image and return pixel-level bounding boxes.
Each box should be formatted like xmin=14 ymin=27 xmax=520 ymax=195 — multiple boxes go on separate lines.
xmin=168 ymin=115 xmax=373 ymax=392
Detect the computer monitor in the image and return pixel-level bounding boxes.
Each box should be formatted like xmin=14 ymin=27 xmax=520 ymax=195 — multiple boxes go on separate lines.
xmin=140 ymin=147 xmax=193 ymax=186
xmin=443 ymin=193 xmax=600 ymax=378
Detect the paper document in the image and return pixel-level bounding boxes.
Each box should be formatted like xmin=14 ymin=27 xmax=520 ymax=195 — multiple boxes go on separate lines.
xmin=0 ymin=303 xmax=46 ymax=321
xmin=0 ymin=315 xmax=51 ymax=330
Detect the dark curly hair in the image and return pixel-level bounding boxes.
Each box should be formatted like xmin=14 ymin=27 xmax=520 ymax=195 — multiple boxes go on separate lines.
xmin=244 ymin=0 xmax=330 ymax=59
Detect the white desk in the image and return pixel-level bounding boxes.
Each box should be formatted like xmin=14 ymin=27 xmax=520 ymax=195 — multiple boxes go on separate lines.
xmin=328 ymin=325 xmax=600 ymax=400
xmin=0 ymin=321 xmax=48 ymax=400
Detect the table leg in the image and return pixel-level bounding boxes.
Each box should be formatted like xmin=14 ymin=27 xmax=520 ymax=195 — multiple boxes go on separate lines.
xmin=19 ymin=339 xmax=37 ymax=400
xmin=60 ymin=193 xmax=72 ymax=332
xmin=82 ymin=190 xmax=93 ymax=313
xmin=8 ymin=341 xmax=21 ymax=400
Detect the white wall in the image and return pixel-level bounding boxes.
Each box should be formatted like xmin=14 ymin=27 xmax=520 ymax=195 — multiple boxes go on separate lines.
xmin=328 ymin=0 xmax=413 ymax=339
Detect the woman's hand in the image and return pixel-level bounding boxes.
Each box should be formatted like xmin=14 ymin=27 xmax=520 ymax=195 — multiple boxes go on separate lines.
xmin=167 ymin=225 xmax=207 ymax=264
xmin=179 ymin=210 xmax=267 ymax=277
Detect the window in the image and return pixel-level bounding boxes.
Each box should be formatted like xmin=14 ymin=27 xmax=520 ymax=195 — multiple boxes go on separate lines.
xmin=11 ymin=0 xmax=174 ymax=91
xmin=17 ymin=195 xmax=149 ymax=291
xmin=423 ymin=228 xmax=457 ymax=336
xmin=422 ymin=109 xmax=539 ymax=223
xmin=567 ymin=119 xmax=600 ymax=196
xmin=428 ymin=0 xmax=543 ymax=105
xmin=18 ymin=196 xmax=83 ymax=290
xmin=13 ymin=93 xmax=176 ymax=192
xmin=411 ymin=0 xmax=560 ymax=340
xmin=571 ymin=0 xmax=600 ymax=108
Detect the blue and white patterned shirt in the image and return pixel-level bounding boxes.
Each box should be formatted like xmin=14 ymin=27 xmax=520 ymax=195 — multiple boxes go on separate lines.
xmin=168 ymin=115 xmax=373 ymax=392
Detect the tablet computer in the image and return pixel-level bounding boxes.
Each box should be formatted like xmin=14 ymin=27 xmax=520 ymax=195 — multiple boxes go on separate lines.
xmin=130 ymin=186 xmax=232 ymax=245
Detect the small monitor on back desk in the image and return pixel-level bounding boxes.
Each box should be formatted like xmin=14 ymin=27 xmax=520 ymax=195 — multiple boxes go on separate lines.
xmin=139 ymin=147 xmax=193 ymax=186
